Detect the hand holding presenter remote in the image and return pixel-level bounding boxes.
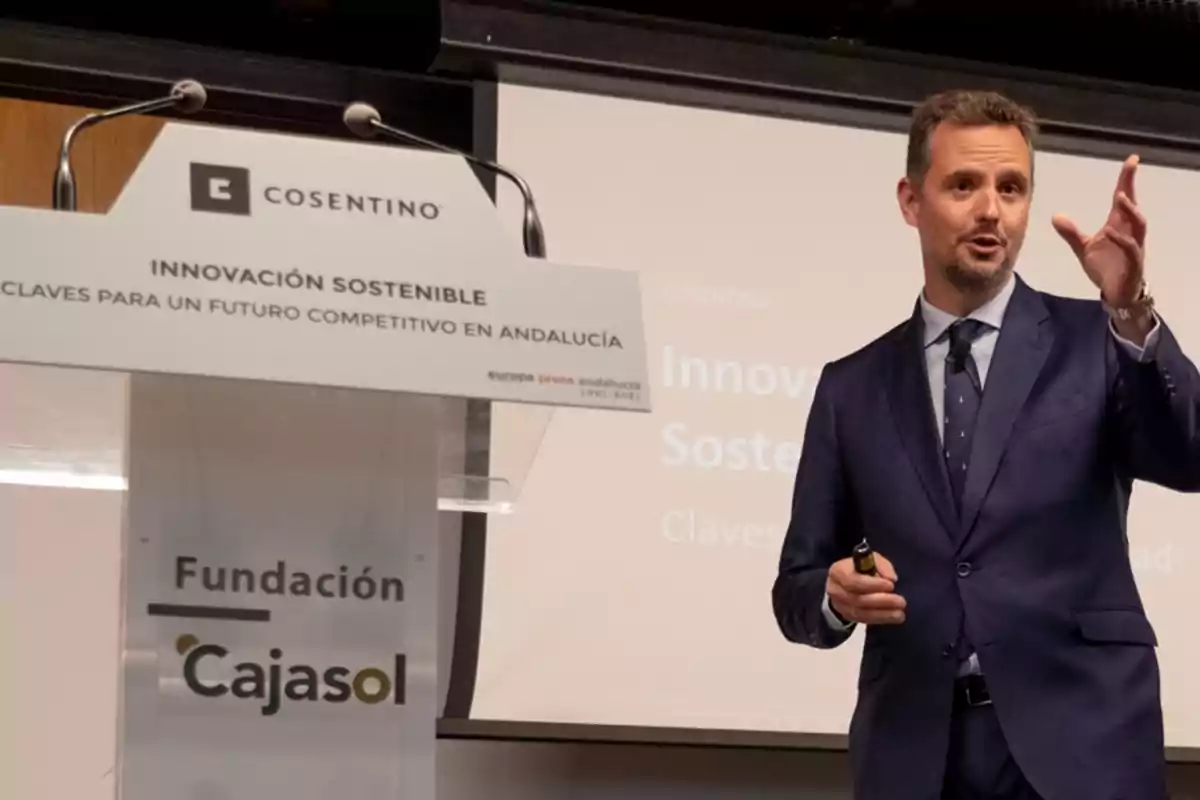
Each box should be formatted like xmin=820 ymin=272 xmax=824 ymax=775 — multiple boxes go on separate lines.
xmin=824 ymin=539 xmax=906 ymax=626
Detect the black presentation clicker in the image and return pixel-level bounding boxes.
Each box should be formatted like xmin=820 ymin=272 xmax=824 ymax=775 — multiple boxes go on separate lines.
xmin=852 ymin=538 xmax=878 ymax=576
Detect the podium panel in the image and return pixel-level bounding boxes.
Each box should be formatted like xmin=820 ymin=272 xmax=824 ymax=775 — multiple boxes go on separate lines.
xmin=2 ymin=361 xmax=550 ymax=800
xmin=120 ymin=376 xmax=440 ymax=798
xmin=1 ymin=98 xmax=649 ymax=799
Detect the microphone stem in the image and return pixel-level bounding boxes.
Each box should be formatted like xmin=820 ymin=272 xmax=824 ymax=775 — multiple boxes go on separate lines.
xmin=54 ymin=94 xmax=184 ymax=211
xmin=368 ymin=118 xmax=545 ymax=258
xmin=369 ymin=118 xmax=531 ymax=195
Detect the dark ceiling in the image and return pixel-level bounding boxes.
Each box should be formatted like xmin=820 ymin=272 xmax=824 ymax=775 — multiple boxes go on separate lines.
xmin=542 ymin=0 xmax=1200 ymax=92
xmin=3 ymin=0 xmax=1200 ymax=94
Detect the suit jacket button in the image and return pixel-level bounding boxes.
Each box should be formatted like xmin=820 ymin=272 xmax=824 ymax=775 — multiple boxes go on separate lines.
xmin=956 ymin=561 xmax=972 ymax=578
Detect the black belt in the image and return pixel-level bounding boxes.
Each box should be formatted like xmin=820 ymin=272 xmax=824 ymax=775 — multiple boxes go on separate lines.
xmin=953 ymin=674 xmax=992 ymax=708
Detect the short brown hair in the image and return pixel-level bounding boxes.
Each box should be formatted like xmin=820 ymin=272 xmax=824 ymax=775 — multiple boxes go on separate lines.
xmin=906 ymin=90 xmax=1038 ymax=182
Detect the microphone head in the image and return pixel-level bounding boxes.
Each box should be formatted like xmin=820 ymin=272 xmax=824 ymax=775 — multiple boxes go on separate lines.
xmin=171 ymin=80 xmax=207 ymax=114
xmin=344 ymin=102 xmax=382 ymax=138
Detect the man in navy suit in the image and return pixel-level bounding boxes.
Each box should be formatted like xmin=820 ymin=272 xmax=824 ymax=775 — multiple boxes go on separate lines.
xmin=772 ymin=89 xmax=1200 ymax=800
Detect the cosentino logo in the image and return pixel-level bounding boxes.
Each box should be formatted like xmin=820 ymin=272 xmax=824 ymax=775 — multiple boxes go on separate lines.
xmin=189 ymin=162 xmax=441 ymax=221
xmin=263 ymin=185 xmax=440 ymax=220
xmin=175 ymin=633 xmax=407 ymax=717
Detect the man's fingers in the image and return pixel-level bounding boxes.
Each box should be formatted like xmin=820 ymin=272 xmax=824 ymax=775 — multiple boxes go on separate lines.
xmin=874 ymin=553 xmax=899 ymax=582
xmin=854 ymin=592 xmax=907 ymax=611
xmin=831 ymin=599 xmax=906 ymax=625
xmin=1104 ymin=226 xmax=1142 ymax=265
xmin=833 ymin=571 xmax=894 ymax=594
xmin=826 ymin=554 xmax=904 ymax=626
xmin=1116 ymin=191 xmax=1147 ymax=243
xmin=827 ymin=583 xmax=899 ymax=609
xmin=1051 ymin=213 xmax=1087 ymax=259
xmin=828 ymin=587 xmax=907 ymax=626
xmin=1117 ymin=154 xmax=1139 ymax=205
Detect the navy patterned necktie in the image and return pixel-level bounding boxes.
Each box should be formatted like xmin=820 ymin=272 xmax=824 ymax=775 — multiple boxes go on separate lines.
xmin=944 ymin=319 xmax=988 ymax=516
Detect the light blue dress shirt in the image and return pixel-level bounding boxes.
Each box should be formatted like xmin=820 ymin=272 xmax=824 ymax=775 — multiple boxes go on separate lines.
xmin=820 ymin=274 xmax=1161 ymax=677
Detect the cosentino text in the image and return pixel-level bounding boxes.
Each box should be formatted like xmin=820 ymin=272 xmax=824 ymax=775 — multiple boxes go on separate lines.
xmin=263 ymin=186 xmax=439 ymax=220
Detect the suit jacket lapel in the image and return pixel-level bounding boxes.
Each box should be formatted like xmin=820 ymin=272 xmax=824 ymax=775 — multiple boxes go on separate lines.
xmin=887 ymin=305 xmax=959 ymax=541
xmin=958 ymin=278 xmax=1053 ymax=539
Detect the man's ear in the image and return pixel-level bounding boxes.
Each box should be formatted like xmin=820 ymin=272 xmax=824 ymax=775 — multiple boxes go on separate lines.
xmin=897 ymin=175 xmax=920 ymax=228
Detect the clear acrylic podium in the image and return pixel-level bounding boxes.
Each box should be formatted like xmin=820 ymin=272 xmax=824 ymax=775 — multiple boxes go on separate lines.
xmin=0 ymin=118 xmax=647 ymax=800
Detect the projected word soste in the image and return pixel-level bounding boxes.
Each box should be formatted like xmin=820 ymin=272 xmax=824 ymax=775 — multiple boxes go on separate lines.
xmin=658 ymin=345 xmax=809 ymax=473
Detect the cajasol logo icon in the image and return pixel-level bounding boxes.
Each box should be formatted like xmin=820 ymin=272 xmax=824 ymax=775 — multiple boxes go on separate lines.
xmin=176 ymin=634 xmax=407 ymax=717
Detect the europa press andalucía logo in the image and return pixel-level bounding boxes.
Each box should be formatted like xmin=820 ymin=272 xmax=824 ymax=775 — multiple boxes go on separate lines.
xmin=174 ymin=634 xmax=407 ymax=717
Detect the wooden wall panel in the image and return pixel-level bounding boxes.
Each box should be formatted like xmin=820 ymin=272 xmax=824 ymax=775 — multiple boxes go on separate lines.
xmin=0 ymin=97 xmax=164 ymax=212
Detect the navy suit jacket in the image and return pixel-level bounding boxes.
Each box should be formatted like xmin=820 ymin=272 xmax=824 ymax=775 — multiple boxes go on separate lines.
xmin=772 ymin=275 xmax=1200 ymax=800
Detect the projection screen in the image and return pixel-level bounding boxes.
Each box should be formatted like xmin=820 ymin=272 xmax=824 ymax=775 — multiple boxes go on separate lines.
xmin=473 ymin=79 xmax=1200 ymax=747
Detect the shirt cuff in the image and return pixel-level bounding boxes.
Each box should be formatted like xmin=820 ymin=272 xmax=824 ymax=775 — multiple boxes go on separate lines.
xmin=821 ymin=591 xmax=855 ymax=632
xmin=1109 ymin=313 xmax=1161 ymax=363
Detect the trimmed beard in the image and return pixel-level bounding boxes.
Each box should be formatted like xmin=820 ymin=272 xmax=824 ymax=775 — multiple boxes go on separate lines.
xmin=944 ymin=256 xmax=1013 ymax=295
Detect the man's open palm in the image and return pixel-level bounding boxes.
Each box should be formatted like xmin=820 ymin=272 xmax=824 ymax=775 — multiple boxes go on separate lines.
xmin=1051 ymin=154 xmax=1147 ymax=306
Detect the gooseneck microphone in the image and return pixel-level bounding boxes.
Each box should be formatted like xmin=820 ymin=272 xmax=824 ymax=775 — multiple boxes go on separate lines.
xmin=53 ymin=79 xmax=208 ymax=211
xmin=343 ymin=102 xmax=546 ymax=259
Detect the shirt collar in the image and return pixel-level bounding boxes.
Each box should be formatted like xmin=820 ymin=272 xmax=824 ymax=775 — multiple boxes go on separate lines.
xmin=920 ymin=273 xmax=1015 ymax=347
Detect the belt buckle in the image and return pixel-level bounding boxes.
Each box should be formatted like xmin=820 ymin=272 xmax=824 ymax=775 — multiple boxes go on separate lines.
xmin=963 ymin=676 xmax=992 ymax=708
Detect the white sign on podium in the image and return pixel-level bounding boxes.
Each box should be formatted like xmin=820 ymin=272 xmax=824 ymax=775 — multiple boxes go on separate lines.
xmin=1 ymin=122 xmax=649 ymax=411
xmin=0 ymin=120 xmax=649 ymax=800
